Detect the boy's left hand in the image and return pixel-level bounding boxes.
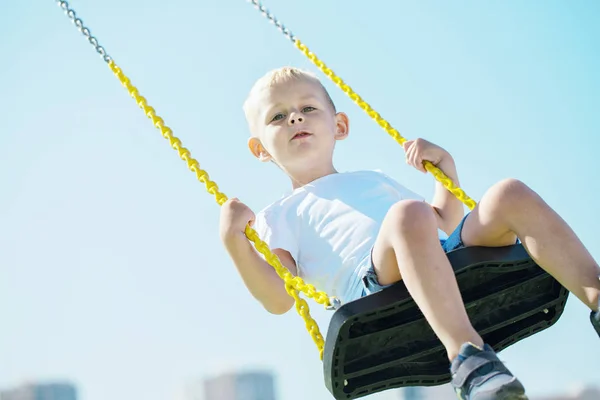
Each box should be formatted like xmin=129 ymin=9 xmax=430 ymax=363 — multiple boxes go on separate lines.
xmin=403 ymin=138 xmax=451 ymax=173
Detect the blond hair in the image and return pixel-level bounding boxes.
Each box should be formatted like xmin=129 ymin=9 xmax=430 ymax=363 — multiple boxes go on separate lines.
xmin=243 ymin=67 xmax=336 ymax=125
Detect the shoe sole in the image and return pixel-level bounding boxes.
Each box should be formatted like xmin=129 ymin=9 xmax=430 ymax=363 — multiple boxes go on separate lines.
xmin=472 ymin=390 xmax=528 ymax=400
xmin=471 ymin=378 xmax=528 ymax=400
xmin=496 ymin=390 xmax=528 ymax=400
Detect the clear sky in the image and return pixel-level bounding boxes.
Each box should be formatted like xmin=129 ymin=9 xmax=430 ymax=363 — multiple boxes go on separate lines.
xmin=1 ymin=1 xmax=599 ymax=400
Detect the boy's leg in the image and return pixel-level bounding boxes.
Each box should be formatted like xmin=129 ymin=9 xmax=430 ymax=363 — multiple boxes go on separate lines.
xmin=460 ymin=178 xmax=600 ymax=311
xmin=371 ymin=199 xmax=526 ymax=399
xmin=371 ymin=199 xmax=482 ymax=360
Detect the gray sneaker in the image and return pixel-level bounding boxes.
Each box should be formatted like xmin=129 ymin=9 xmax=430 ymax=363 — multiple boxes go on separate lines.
xmin=593 ymin=277 xmax=600 ymax=338
xmin=591 ymin=311 xmax=600 ymax=338
xmin=592 ymin=294 xmax=600 ymax=338
xmin=450 ymin=342 xmax=527 ymax=400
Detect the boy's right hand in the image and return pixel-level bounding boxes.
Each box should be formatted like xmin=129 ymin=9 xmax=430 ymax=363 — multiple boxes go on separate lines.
xmin=219 ymin=197 xmax=255 ymax=242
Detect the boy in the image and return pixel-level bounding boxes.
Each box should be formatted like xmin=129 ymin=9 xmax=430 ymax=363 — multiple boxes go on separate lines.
xmin=219 ymin=67 xmax=600 ymax=399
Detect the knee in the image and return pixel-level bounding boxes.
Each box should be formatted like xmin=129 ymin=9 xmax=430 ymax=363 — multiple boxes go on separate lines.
xmin=488 ymin=178 xmax=541 ymax=210
xmin=385 ymin=200 xmax=437 ymax=237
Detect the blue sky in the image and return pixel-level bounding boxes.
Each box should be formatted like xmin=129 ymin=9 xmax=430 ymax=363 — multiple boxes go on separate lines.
xmin=1 ymin=1 xmax=599 ymax=399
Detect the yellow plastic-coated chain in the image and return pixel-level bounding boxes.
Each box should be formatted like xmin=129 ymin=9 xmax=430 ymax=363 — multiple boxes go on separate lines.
xmin=107 ymin=60 xmax=328 ymax=359
xmin=294 ymin=40 xmax=478 ymax=211
xmin=245 ymin=225 xmax=328 ymax=358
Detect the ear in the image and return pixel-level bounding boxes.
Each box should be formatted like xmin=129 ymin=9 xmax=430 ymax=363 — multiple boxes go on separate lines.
xmin=248 ymin=137 xmax=272 ymax=162
xmin=334 ymin=112 xmax=349 ymax=140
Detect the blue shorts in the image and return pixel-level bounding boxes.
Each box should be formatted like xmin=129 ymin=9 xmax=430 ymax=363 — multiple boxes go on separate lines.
xmin=361 ymin=213 xmax=471 ymax=297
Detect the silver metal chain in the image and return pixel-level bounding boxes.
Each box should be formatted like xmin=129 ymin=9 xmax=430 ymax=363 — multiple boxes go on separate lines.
xmin=247 ymin=0 xmax=296 ymax=43
xmin=57 ymin=0 xmax=294 ymax=62
xmin=56 ymin=0 xmax=112 ymax=63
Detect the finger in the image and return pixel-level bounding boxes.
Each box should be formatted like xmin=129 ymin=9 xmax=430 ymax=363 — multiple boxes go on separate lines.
xmin=415 ymin=156 xmax=425 ymax=173
xmin=403 ymin=140 xmax=414 ymax=153
xmin=414 ymin=149 xmax=427 ymax=173
xmin=405 ymin=145 xmax=415 ymax=167
xmin=409 ymin=147 xmax=420 ymax=170
xmin=411 ymin=144 xmax=427 ymax=173
xmin=224 ymin=198 xmax=236 ymax=208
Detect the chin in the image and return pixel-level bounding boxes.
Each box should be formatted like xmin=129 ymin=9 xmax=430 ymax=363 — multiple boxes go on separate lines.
xmin=291 ymin=149 xmax=333 ymax=167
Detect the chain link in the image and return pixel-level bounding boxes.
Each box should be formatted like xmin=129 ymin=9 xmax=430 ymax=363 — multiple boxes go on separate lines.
xmin=56 ymin=0 xmax=111 ymax=63
xmin=247 ymin=0 xmax=296 ymax=42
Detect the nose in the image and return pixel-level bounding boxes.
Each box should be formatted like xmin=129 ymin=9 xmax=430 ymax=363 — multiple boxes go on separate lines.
xmin=288 ymin=113 xmax=304 ymax=125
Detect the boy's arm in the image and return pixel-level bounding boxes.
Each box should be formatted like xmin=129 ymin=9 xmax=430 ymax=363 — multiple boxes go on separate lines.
xmin=223 ymin=232 xmax=297 ymax=315
xmin=430 ymin=155 xmax=465 ymax=236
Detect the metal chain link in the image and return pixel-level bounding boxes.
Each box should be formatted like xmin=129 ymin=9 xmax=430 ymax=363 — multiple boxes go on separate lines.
xmin=247 ymin=0 xmax=296 ymax=43
xmin=56 ymin=0 xmax=112 ymax=63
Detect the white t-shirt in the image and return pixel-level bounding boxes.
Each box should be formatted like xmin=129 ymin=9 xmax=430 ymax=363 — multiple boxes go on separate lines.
xmin=253 ymin=170 xmax=448 ymax=303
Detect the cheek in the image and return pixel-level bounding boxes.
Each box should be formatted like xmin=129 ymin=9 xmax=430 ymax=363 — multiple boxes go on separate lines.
xmin=262 ymin=128 xmax=285 ymax=152
xmin=319 ymin=116 xmax=337 ymax=132
xmin=321 ymin=120 xmax=338 ymax=138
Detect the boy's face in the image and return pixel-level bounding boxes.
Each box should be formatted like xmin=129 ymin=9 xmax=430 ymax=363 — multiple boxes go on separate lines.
xmin=247 ymin=79 xmax=348 ymax=172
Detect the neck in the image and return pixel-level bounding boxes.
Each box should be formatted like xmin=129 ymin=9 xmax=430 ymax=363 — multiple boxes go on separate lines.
xmin=287 ymin=163 xmax=337 ymax=189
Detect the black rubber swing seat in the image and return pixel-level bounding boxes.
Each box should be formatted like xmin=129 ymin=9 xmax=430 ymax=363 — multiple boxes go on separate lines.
xmin=323 ymin=243 xmax=570 ymax=399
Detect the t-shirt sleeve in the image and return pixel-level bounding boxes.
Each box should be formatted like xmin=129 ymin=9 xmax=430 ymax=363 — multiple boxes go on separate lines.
xmin=253 ymin=206 xmax=299 ymax=262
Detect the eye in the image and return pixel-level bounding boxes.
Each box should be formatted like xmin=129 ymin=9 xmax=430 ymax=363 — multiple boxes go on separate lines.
xmin=302 ymin=106 xmax=316 ymax=113
xmin=270 ymin=113 xmax=285 ymax=122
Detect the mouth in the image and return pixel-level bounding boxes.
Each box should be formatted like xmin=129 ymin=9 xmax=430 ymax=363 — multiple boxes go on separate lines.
xmin=291 ymin=130 xmax=312 ymax=140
